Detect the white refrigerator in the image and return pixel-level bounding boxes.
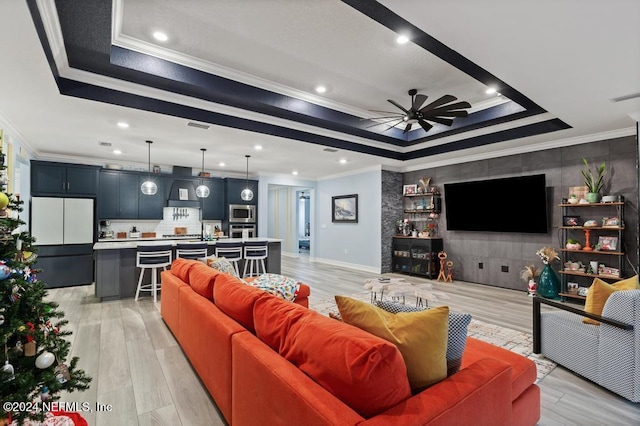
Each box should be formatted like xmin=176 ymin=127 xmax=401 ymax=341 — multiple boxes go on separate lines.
xmin=30 ymin=197 xmax=95 ymax=288
xmin=31 ymin=197 xmax=94 ymax=245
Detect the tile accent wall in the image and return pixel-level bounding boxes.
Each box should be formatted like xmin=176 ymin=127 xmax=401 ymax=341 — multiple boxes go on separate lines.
xmin=401 ymin=136 xmax=638 ymax=290
xmin=381 ymin=170 xmax=403 ymax=272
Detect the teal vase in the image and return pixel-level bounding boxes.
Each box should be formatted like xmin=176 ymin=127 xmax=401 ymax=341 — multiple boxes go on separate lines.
xmin=537 ymin=263 xmax=560 ymax=299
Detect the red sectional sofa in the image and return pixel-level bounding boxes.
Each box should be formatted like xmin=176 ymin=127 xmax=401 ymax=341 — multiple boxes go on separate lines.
xmin=161 ymin=258 xmax=540 ymax=425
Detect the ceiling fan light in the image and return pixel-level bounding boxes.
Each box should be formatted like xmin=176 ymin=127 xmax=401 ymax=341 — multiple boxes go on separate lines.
xmin=141 ymin=180 xmax=158 ymax=195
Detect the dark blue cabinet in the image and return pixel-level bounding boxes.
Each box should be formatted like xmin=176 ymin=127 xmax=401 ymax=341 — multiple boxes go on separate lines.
xmin=98 ymin=171 xmax=139 ymax=219
xmin=201 ymin=177 xmax=225 ymax=220
xmin=138 ymin=174 xmax=166 ymax=219
xmin=225 ymin=178 xmax=258 ymax=205
xmin=31 ymin=161 xmax=99 ymax=196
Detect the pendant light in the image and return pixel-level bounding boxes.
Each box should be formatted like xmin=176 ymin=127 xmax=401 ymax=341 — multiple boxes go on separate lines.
xmin=140 ymin=140 xmax=158 ymax=195
xmin=240 ymin=154 xmax=254 ymax=201
xmin=196 ymin=148 xmax=210 ymax=198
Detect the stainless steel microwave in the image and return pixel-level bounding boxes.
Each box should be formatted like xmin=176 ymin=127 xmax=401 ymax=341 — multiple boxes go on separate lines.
xmin=229 ymin=204 xmax=256 ymax=223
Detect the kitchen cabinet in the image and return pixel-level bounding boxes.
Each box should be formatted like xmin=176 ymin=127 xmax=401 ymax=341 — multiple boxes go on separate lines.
xmin=138 ymin=174 xmax=167 ymax=219
xmin=201 ymin=177 xmax=225 ymax=220
xmin=98 ymin=170 xmax=139 ymax=219
xmin=31 ymin=161 xmax=99 ymax=196
xmin=225 ymin=178 xmax=258 ymax=205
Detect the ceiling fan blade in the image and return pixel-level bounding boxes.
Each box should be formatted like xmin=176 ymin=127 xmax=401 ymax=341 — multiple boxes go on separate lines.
xmin=382 ymin=118 xmax=405 ymax=132
xmin=388 ymin=99 xmax=409 ymax=113
xmin=421 ymin=101 xmax=472 ymax=117
xmin=360 ymin=115 xmax=406 ymax=121
xmin=418 ymin=95 xmax=458 ymax=113
xmin=412 ymin=94 xmax=428 ymax=111
xmin=427 ymin=116 xmax=454 ymax=126
xmin=402 ymin=123 xmax=413 ymax=134
xmin=418 ymin=119 xmax=433 ymax=132
xmin=368 ymin=109 xmax=405 ymax=115
xmin=365 ymin=117 xmax=409 ymax=128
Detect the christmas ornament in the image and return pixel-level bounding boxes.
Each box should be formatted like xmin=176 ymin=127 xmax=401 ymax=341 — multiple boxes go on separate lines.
xmin=35 ymin=350 xmax=55 ymax=369
xmin=0 ymin=314 xmax=4 ymax=325
xmin=0 ymin=192 xmax=8 ymax=209
xmin=54 ymin=362 xmax=70 ymax=383
xmin=24 ymin=341 xmax=36 ymax=357
xmin=2 ymin=360 xmax=14 ymax=381
xmin=40 ymin=386 xmax=51 ymax=402
xmin=15 ymin=341 xmax=23 ymax=354
xmin=0 ymin=261 xmax=10 ymax=281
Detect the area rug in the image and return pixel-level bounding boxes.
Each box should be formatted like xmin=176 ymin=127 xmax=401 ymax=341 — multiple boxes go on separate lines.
xmin=309 ymin=292 xmax=556 ymax=383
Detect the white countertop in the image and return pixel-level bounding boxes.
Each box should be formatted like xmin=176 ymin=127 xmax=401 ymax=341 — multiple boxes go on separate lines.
xmin=93 ymin=237 xmax=284 ymax=250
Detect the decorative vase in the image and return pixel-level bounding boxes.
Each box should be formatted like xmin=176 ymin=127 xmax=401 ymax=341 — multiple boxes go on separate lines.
xmin=536 ymin=263 xmax=560 ymax=299
xmin=585 ymin=192 xmax=599 ymax=203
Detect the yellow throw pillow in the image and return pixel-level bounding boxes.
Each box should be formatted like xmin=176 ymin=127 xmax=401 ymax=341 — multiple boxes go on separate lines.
xmin=335 ymin=295 xmax=448 ymax=390
xmin=583 ymin=275 xmax=640 ymax=325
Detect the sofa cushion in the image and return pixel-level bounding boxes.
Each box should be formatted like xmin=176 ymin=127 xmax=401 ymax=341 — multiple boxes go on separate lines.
xmin=170 ymin=258 xmax=199 ymax=283
xmin=583 ymin=276 xmax=640 ymax=324
xmin=248 ymin=273 xmax=300 ymax=301
xmin=375 ymin=300 xmax=472 ymax=376
xmin=254 ymin=295 xmax=412 ymax=419
xmin=206 ymin=256 xmax=239 ymax=277
xmin=336 ymin=296 xmax=449 ymax=390
xmin=188 ymin=261 xmax=221 ymax=300
xmin=214 ymin=273 xmax=269 ymax=332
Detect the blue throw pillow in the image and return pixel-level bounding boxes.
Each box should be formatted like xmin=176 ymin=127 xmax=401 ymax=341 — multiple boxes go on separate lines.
xmin=375 ymin=300 xmax=472 ymax=376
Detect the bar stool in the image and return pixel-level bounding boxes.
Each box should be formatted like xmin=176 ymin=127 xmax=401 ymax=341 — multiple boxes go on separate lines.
xmin=135 ymin=244 xmax=173 ymax=303
xmin=176 ymin=242 xmax=208 ymax=260
xmin=243 ymin=241 xmax=268 ymax=278
xmin=215 ymin=241 xmax=243 ymax=277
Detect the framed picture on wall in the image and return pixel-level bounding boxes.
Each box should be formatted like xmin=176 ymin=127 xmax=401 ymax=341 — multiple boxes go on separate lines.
xmin=332 ymin=194 xmax=358 ymax=223
xmin=403 ymin=184 xmax=417 ymax=196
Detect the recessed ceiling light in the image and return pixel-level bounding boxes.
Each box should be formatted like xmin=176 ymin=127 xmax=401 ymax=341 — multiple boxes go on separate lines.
xmin=218 ymin=162 xmax=225 ymax=167
xmin=396 ymin=35 xmax=409 ymax=44
xmin=153 ymin=31 xmax=168 ymax=42
xmin=339 ymin=159 xmax=347 ymax=164
xmin=292 ymin=171 xmax=298 ymax=175
xmin=254 ymin=145 xmax=263 ymax=150
xmin=485 ymin=87 xmax=497 ymax=95
xmin=116 ymin=122 xmax=129 ymax=128
xmin=113 ymin=149 xmax=122 ymax=155
xmin=315 ymin=86 xmax=327 ymax=94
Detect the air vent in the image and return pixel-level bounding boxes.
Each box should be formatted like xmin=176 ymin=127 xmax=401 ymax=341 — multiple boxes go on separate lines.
xmin=323 ymin=147 xmax=338 ymax=153
xmin=187 ymin=121 xmax=211 ymax=130
xmin=98 ymin=141 xmax=112 ymax=147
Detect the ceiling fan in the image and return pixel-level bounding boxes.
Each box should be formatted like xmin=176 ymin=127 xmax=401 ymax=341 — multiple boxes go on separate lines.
xmin=369 ymin=89 xmax=471 ymax=134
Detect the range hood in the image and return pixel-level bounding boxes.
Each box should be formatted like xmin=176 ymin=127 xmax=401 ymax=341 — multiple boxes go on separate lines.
xmin=167 ymin=179 xmax=200 ymax=208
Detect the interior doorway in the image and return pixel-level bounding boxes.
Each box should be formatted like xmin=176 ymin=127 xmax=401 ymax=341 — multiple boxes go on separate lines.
xmin=267 ymin=185 xmax=314 ymax=257
xmin=297 ymin=190 xmax=311 ymax=255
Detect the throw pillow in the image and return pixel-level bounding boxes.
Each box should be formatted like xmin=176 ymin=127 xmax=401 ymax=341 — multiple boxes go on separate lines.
xmin=336 ymin=296 xmax=449 ymax=390
xmin=583 ymin=275 xmax=640 ymax=325
xmin=375 ymin=300 xmax=472 ymax=376
xmin=248 ymin=273 xmax=300 ymax=302
xmin=206 ymin=256 xmax=238 ymax=277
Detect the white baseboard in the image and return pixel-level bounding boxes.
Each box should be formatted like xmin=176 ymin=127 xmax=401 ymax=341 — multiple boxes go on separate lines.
xmin=310 ymin=256 xmax=381 ymax=274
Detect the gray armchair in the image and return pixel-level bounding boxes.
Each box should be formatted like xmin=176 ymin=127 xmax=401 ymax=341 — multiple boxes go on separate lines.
xmin=533 ymin=290 xmax=639 ymax=402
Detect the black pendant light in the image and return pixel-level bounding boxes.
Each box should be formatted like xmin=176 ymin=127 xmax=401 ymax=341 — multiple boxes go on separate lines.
xmin=240 ymin=155 xmax=254 ymax=201
xmin=195 ymin=148 xmax=210 ymax=198
xmin=140 ymin=140 xmax=157 ymax=195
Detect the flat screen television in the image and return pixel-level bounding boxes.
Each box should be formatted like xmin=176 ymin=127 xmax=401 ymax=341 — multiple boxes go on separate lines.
xmin=444 ymin=174 xmax=548 ymax=233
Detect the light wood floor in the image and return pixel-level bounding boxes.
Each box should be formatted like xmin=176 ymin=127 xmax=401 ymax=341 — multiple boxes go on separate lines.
xmin=45 ymin=255 xmax=639 ymax=425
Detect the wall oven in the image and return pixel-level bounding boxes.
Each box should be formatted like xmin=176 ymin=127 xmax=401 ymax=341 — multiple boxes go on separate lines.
xmin=229 ymin=204 xmax=256 ymax=223
xmin=229 ymin=224 xmax=256 ymax=239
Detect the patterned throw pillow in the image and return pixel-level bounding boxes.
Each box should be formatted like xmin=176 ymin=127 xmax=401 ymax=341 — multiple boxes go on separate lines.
xmin=206 ymin=256 xmax=238 ymax=277
xmin=375 ymin=300 xmax=472 ymax=376
xmin=249 ymin=273 xmax=300 ymax=302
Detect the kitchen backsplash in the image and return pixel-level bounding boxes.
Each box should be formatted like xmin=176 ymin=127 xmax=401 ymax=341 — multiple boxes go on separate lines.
xmin=106 ymin=207 xmax=221 ymax=237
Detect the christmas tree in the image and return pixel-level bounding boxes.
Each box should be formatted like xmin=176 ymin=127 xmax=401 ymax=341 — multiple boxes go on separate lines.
xmin=0 ymin=149 xmax=91 ymax=424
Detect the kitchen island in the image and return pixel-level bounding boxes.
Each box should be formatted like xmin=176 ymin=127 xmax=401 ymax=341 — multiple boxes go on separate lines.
xmin=93 ymin=238 xmax=282 ymax=301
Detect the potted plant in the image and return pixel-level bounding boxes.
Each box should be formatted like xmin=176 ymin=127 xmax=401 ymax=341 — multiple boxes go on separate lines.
xmin=581 ymin=158 xmax=606 ymax=203
xmin=568 ymin=193 xmax=579 ymax=204
xmin=565 ymin=238 xmax=582 ymax=250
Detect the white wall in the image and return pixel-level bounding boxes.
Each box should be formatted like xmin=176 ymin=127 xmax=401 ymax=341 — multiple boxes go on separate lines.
xmin=0 ymin=120 xmax=33 ymax=227
xmin=314 ymin=169 xmax=382 ymax=273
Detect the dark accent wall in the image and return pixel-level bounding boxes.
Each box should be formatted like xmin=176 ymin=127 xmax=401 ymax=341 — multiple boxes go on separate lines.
xmin=402 ymin=136 xmax=638 ymax=291
xmin=381 ymin=170 xmax=403 ymax=272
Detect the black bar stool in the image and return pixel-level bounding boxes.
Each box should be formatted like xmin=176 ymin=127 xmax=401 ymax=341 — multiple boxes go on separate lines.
xmin=243 ymin=241 xmax=268 ymax=278
xmin=176 ymin=242 xmax=208 ymax=260
xmin=135 ymin=244 xmax=173 ymax=302
xmin=215 ymin=241 xmax=243 ymax=277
